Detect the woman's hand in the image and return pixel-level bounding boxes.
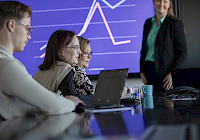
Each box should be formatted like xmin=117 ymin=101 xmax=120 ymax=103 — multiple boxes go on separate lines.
xmin=65 ymin=95 xmax=86 ymax=106
xmin=163 ymin=72 xmax=173 ymax=90
xmin=140 ymin=72 xmax=147 ymax=85
xmin=121 ymin=86 xmax=129 ymax=96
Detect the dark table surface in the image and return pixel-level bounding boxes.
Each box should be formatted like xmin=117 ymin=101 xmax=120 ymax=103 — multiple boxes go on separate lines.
xmin=1 ymin=96 xmax=200 ymax=140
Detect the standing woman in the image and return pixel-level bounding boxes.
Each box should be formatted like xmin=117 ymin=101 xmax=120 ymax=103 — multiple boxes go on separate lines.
xmin=140 ymin=0 xmax=187 ymax=92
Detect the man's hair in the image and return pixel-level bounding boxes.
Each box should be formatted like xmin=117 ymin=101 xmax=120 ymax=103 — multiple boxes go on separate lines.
xmin=0 ymin=1 xmax=32 ymax=30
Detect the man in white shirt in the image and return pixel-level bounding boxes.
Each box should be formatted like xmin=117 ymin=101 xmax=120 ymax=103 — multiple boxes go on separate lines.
xmin=0 ymin=1 xmax=84 ymax=120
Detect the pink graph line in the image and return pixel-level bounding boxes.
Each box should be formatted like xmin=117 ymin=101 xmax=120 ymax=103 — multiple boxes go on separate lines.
xmin=40 ymin=1 xmax=130 ymax=58
xmin=77 ymin=1 xmax=131 ymax=45
xmin=40 ymin=52 xmax=45 ymax=58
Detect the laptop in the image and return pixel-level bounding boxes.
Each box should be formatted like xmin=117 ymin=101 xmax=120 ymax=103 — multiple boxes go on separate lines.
xmin=83 ymin=68 xmax=130 ymax=112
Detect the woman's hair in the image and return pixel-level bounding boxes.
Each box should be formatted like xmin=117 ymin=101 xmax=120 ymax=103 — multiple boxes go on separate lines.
xmin=77 ymin=36 xmax=90 ymax=53
xmin=168 ymin=0 xmax=175 ymax=17
xmin=0 ymin=1 xmax=32 ymax=30
xmin=39 ymin=30 xmax=75 ymax=70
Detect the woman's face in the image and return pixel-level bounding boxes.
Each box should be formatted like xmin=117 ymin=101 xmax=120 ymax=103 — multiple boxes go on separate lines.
xmin=59 ymin=36 xmax=81 ymax=65
xmin=153 ymin=0 xmax=170 ymax=17
xmin=78 ymin=44 xmax=92 ymax=69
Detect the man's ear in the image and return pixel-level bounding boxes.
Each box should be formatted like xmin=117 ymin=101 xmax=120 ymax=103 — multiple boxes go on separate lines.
xmin=7 ymin=19 xmax=15 ymax=33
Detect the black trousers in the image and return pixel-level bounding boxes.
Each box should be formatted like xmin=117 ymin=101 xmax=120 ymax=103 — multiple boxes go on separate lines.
xmin=143 ymin=61 xmax=168 ymax=92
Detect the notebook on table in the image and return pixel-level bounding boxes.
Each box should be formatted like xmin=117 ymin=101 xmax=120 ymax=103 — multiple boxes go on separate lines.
xmin=84 ymin=68 xmax=131 ymax=113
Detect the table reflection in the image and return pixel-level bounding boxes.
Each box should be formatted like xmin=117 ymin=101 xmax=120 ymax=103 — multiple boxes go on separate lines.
xmin=94 ymin=113 xmax=128 ymax=135
xmin=0 ymin=113 xmax=76 ymax=140
xmin=0 ymin=117 xmax=35 ymax=140
xmin=1 ymin=94 xmax=200 ymax=140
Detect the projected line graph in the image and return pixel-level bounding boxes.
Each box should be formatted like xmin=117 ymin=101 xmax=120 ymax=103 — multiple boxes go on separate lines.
xmin=77 ymin=1 xmax=131 ymax=45
xmin=79 ymin=0 xmax=127 ymax=35
xmin=93 ymin=51 xmax=138 ymax=56
xmin=101 ymin=0 xmax=126 ymax=9
xmin=38 ymin=0 xmax=131 ymax=58
xmin=14 ymin=0 xmax=155 ymax=76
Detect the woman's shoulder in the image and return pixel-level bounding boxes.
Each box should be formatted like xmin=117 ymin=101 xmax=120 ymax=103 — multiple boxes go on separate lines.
xmin=145 ymin=17 xmax=153 ymax=23
xmin=74 ymin=65 xmax=86 ymax=75
xmin=53 ymin=61 xmax=73 ymax=71
xmin=143 ymin=17 xmax=154 ymax=27
xmin=55 ymin=61 xmax=72 ymax=68
xmin=74 ymin=65 xmax=81 ymax=71
xmin=47 ymin=61 xmax=74 ymax=77
xmin=166 ymin=15 xmax=183 ymax=24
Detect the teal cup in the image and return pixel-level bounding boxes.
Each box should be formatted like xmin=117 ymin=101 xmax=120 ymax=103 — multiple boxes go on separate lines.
xmin=143 ymin=95 xmax=154 ymax=109
xmin=142 ymin=85 xmax=153 ymax=96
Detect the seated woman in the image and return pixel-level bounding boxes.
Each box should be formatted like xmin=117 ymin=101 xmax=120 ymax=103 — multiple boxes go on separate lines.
xmin=34 ymin=30 xmax=91 ymax=103
xmin=74 ymin=36 xmax=95 ymax=96
xmin=74 ymin=36 xmax=128 ymax=97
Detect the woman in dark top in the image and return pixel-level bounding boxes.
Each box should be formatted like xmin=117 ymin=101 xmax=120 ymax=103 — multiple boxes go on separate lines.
xmin=140 ymin=0 xmax=187 ymax=92
xmin=34 ymin=30 xmax=92 ymax=104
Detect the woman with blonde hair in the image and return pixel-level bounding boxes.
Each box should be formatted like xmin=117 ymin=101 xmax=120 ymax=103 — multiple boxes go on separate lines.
xmin=74 ymin=36 xmax=95 ymax=96
xmin=140 ymin=0 xmax=187 ymax=92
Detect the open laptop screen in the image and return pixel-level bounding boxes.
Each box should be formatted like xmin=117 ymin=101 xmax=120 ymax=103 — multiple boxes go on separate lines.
xmin=92 ymin=68 xmax=128 ymax=107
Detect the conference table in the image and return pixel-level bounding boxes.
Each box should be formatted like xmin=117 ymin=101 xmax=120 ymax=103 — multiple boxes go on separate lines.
xmin=0 ymin=95 xmax=200 ymax=140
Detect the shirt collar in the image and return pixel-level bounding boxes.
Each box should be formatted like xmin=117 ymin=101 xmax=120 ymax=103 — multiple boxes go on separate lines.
xmin=0 ymin=45 xmax=14 ymax=58
xmin=151 ymin=14 xmax=167 ymax=24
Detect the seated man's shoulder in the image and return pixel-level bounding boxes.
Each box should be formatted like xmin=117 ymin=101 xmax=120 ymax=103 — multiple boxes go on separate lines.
xmin=0 ymin=57 xmax=19 ymax=66
xmin=0 ymin=57 xmax=26 ymax=73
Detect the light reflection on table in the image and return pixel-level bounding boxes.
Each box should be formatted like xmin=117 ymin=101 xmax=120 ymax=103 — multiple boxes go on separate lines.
xmin=1 ymin=97 xmax=200 ymax=140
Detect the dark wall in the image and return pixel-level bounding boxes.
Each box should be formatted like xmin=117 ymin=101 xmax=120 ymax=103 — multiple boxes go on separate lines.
xmin=179 ymin=0 xmax=200 ymax=68
xmin=173 ymin=69 xmax=200 ymax=89
xmin=172 ymin=0 xmax=200 ymax=88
